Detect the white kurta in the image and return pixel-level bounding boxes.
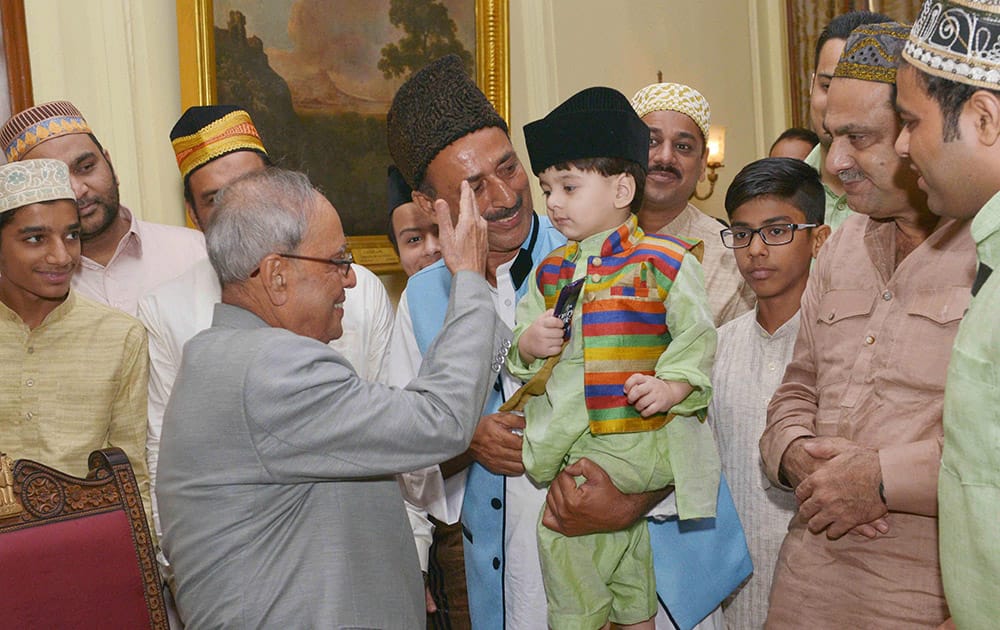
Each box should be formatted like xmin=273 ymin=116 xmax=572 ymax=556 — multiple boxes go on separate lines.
xmin=708 ymin=309 xmax=800 ymax=629
xmin=389 ymin=256 xmax=550 ymax=628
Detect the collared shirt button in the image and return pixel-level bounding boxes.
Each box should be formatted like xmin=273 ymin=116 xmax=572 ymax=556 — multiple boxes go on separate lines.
xmin=590 ymin=273 xmax=602 ymax=283
xmin=591 ymin=257 xmax=602 ymax=267
xmin=504 ymin=299 xmax=512 ymax=307
xmin=492 ymin=557 xmax=501 ymax=570
xmin=827 ymin=312 xmax=835 ymax=321
xmin=24 ymin=411 xmax=33 ymax=420
xmin=865 ymin=335 xmax=876 ymax=345
xmin=767 ymin=363 xmax=775 ymax=371
xmin=26 ymin=346 xmax=34 ymax=354
xmin=491 ymin=498 xmax=502 ymax=510
xmin=25 ymin=379 xmax=34 ymax=387
xmin=882 ymin=291 xmax=892 ymax=301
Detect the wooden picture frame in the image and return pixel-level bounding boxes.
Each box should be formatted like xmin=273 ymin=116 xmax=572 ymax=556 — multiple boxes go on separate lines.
xmin=175 ymin=0 xmax=509 ymax=273
xmin=1 ymin=0 xmax=33 ymax=119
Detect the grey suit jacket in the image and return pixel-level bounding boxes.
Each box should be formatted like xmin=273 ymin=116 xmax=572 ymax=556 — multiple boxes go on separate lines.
xmin=158 ymin=272 xmax=499 ymax=629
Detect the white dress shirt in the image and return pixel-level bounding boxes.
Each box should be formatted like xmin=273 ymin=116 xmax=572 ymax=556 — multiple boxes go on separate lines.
xmin=73 ymin=208 xmax=207 ymax=316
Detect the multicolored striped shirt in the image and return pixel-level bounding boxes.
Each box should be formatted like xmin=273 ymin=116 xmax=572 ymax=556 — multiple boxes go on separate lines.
xmin=528 ymin=214 xmax=707 ymax=435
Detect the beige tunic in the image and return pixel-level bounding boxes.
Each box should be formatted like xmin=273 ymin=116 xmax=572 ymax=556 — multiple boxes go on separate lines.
xmin=760 ymin=214 xmax=976 ymax=628
xmin=660 ymin=203 xmax=754 ymax=326
xmin=0 ymin=291 xmax=151 ymax=524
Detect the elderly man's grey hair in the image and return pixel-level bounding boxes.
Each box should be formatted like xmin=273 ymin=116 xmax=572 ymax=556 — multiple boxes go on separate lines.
xmin=205 ymin=167 xmax=319 ymax=284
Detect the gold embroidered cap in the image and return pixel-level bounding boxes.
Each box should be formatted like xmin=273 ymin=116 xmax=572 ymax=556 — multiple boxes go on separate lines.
xmin=905 ymin=0 xmax=1000 ymax=89
xmin=0 ymin=101 xmax=92 ymax=163
xmin=630 ymin=82 xmax=711 ymax=141
xmin=0 ymin=159 xmax=75 ymax=215
xmin=170 ymin=105 xmax=267 ymax=181
xmin=834 ymin=21 xmax=911 ymax=84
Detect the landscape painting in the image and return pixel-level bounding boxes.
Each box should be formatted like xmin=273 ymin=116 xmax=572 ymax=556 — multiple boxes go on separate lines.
xmin=208 ymin=0 xmax=476 ymax=238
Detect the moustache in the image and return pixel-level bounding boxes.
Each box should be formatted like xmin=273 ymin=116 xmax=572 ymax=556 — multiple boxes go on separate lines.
xmin=484 ymin=195 xmax=523 ymax=222
xmin=648 ymin=164 xmax=682 ymax=179
xmin=38 ymin=265 xmax=75 ymax=274
xmin=838 ymin=169 xmax=865 ymax=184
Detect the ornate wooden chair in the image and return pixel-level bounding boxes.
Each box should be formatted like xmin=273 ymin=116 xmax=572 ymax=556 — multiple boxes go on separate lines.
xmin=0 ymin=448 xmax=168 ymax=629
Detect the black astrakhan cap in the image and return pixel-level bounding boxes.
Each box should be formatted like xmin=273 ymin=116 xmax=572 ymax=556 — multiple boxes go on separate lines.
xmin=523 ymin=86 xmax=649 ymax=175
xmin=386 ymin=55 xmax=508 ymax=190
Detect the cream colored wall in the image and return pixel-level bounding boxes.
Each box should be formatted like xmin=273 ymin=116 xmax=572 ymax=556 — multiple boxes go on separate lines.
xmin=23 ymin=0 xmax=788 ymax=227
xmin=24 ymin=0 xmax=184 ymax=226
xmin=510 ymin=0 xmax=791 ymax=220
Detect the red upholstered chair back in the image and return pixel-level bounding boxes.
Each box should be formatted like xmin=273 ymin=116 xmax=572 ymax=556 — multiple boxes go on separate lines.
xmin=0 ymin=448 xmax=168 ymax=629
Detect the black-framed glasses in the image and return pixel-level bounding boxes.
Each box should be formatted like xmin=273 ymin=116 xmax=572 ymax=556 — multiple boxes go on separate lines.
xmin=720 ymin=223 xmax=818 ymax=249
xmin=250 ymin=251 xmax=354 ymax=277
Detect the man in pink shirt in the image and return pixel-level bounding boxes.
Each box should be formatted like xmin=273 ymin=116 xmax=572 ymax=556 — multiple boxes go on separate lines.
xmin=759 ymin=22 xmax=976 ymax=627
xmin=0 ymin=101 xmax=206 ymax=315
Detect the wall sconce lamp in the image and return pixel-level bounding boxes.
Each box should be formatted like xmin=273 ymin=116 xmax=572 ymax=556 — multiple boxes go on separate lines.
xmin=693 ymin=125 xmax=726 ymax=201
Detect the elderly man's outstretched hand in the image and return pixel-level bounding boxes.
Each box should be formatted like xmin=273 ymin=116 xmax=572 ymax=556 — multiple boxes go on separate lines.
xmin=435 ymin=180 xmax=488 ymax=275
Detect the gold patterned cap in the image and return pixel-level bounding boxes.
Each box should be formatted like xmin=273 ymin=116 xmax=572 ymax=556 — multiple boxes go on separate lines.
xmin=0 ymin=101 xmax=92 ymax=163
xmin=904 ymin=1 xmax=1000 ymax=89
xmin=0 ymin=159 xmax=75 ymax=215
xmin=630 ymin=82 xmax=711 ymax=140
xmin=170 ymin=106 xmax=267 ymax=181
xmin=834 ymin=21 xmax=911 ymax=84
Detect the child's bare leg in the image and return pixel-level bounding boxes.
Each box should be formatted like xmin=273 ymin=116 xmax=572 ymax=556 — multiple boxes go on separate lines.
xmin=611 ymin=616 xmax=655 ymax=630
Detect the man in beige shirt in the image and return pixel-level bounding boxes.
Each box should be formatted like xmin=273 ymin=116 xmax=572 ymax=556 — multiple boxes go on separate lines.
xmin=0 ymin=158 xmax=151 ymax=523
xmin=759 ymin=23 xmax=976 ymax=627
xmin=630 ymin=82 xmax=754 ymax=326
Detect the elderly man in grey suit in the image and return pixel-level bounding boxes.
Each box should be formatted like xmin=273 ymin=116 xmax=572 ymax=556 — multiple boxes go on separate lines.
xmin=157 ymin=167 xmax=497 ymax=628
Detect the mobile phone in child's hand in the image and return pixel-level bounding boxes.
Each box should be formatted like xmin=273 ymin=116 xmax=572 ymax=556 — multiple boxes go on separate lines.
xmin=552 ymin=278 xmax=585 ymax=340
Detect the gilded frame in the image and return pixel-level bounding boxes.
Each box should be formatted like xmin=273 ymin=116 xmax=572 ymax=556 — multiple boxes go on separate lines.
xmin=175 ymin=0 xmax=509 ymax=272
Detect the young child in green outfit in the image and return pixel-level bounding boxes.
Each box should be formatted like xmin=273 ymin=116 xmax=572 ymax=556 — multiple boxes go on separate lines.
xmin=507 ymin=86 xmax=721 ymax=630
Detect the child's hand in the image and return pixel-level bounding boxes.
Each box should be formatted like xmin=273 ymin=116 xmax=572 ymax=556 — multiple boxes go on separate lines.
xmin=518 ymin=309 xmax=565 ymax=363
xmin=623 ymin=375 xmax=693 ymax=418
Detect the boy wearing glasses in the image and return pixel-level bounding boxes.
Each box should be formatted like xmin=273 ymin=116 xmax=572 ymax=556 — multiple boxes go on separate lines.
xmin=507 ymin=87 xmax=721 ymax=630
xmin=710 ymin=157 xmax=828 ymax=628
